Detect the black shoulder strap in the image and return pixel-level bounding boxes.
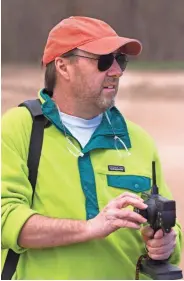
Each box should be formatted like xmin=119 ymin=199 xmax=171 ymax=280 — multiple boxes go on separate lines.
xmin=19 ymin=99 xmax=47 ymax=193
xmin=1 ymin=99 xmax=47 ymax=280
xmin=1 ymin=251 xmax=21 ymax=280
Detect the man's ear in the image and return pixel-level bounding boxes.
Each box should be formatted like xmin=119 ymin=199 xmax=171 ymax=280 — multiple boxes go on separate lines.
xmin=55 ymin=57 xmax=70 ymax=80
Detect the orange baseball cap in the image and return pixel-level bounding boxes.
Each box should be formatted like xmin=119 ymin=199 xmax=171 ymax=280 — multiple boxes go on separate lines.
xmin=42 ymin=16 xmax=142 ymax=65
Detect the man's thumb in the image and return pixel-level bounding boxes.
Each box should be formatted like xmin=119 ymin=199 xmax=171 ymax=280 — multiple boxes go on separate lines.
xmin=154 ymin=229 xmax=164 ymax=239
xmin=141 ymin=226 xmax=154 ymax=242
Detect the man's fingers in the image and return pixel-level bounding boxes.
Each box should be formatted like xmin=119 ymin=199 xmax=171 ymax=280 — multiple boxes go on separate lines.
xmin=116 ymin=192 xmax=144 ymax=201
xmin=147 ymin=229 xmax=176 ymax=248
xmin=115 ymin=209 xmax=147 ymax=224
xmin=112 ymin=196 xmax=147 ymax=210
xmin=148 ymin=249 xmax=173 ymax=260
xmin=113 ymin=219 xmax=141 ymax=230
xmin=143 ymin=229 xmax=176 ymax=260
xmin=106 ymin=208 xmax=147 ymax=224
xmin=147 ymin=239 xmax=176 ymax=255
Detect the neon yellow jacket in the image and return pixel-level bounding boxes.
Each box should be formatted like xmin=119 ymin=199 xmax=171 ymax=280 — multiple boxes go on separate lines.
xmin=1 ymin=90 xmax=182 ymax=279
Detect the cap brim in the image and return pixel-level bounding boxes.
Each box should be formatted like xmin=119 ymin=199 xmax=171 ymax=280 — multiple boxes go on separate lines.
xmin=78 ymin=36 xmax=142 ymax=56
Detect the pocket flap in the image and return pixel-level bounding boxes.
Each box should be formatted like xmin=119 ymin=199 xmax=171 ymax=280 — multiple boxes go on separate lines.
xmin=107 ymin=175 xmax=151 ymax=192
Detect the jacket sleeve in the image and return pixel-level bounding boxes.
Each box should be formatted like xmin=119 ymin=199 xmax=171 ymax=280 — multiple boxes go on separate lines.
xmin=1 ymin=108 xmax=39 ymax=253
xmin=154 ymin=146 xmax=183 ymax=266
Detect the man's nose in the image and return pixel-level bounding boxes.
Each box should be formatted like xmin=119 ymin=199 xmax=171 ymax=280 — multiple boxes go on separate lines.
xmin=107 ymin=59 xmax=123 ymax=77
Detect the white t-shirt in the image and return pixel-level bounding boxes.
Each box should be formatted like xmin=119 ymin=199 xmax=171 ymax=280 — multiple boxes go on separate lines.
xmin=59 ymin=111 xmax=103 ymax=148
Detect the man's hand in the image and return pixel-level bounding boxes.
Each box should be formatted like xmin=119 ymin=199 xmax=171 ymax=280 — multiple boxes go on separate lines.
xmin=87 ymin=192 xmax=147 ymax=239
xmin=141 ymin=226 xmax=177 ymax=260
xmin=17 ymin=192 xmax=147 ymax=249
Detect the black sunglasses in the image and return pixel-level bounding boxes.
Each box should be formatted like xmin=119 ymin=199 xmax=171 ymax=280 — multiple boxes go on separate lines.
xmin=70 ymin=53 xmax=128 ymax=72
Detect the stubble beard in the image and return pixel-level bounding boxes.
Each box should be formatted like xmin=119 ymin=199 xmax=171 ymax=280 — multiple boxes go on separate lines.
xmin=95 ymin=93 xmax=115 ymax=110
xmin=73 ymin=76 xmax=117 ymax=112
xmin=95 ymin=84 xmax=117 ymax=110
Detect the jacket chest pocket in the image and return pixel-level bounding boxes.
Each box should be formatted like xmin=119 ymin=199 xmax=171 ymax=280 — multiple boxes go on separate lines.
xmin=107 ymin=175 xmax=151 ymax=193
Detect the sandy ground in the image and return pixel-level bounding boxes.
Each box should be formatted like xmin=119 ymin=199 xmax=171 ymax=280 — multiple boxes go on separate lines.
xmin=2 ymin=65 xmax=184 ymax=273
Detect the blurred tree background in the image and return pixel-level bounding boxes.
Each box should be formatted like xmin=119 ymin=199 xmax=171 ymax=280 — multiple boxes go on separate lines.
xmin=2 ymin=0 xmax=184 ymax=65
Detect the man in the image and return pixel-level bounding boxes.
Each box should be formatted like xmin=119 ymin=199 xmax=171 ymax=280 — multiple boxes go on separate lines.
xmin=1 ymin=16 xmax=182 ymax=280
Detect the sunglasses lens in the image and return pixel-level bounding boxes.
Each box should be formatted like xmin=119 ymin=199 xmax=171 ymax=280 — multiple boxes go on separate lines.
xmin=98 ymin=54 xmax=114 ymax=71
xmin=98 ymin=54 xmax=128 ymax=72
xmin=116 ymin=54 xmax=128 ymax=71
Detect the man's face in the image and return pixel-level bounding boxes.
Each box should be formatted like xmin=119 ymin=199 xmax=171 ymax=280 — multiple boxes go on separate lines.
xmin=69 ymin=49 xmax=124 ymax=112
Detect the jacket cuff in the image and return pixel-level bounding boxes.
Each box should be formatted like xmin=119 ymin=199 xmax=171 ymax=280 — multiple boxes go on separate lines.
xmin=2 ymin=204 xmax=38 ymax=253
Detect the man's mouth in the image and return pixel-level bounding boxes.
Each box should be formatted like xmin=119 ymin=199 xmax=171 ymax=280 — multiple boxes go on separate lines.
xmin=103 ymin=85 xmax=116 ymax=90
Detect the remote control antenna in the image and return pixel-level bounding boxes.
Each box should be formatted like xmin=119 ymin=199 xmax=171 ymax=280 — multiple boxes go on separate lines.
xmin=151 ymin=161 xmax=158 ymax=195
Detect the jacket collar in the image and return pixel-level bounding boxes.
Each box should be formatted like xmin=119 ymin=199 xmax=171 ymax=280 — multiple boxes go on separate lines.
xmin=39 ymin=89 xmax=131 ymax=152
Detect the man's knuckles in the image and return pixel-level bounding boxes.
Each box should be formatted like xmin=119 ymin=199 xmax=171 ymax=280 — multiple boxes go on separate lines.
xmin=147 ymin=241 xmax=176 ymax=254
xmin=147 ymin=235 xmax=176 ymax=248
xmin=148 ymin=251 xmax=172 ymax=260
